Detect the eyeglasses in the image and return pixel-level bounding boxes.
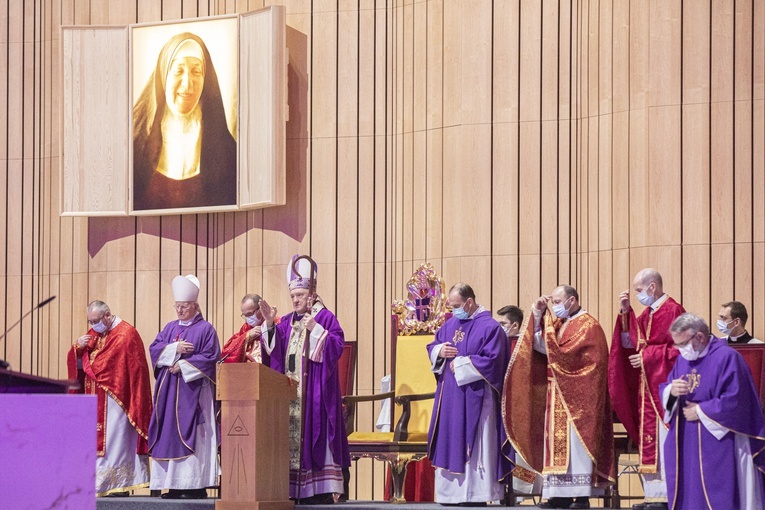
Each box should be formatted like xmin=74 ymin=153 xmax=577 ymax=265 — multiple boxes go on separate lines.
xmin=87 ymin=315 xmax=105 ymax=325
xmin=241 ymin=308 xmax=261 ymax=319
xmin=674 ymin=330 xmax=698 ymax=348
xmin=174 ymin=303 xmax=194 ymax=311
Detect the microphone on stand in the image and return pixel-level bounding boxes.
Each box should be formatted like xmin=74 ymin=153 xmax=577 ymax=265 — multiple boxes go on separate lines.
xmin=0 ymin=296 xmax=57 ymax=370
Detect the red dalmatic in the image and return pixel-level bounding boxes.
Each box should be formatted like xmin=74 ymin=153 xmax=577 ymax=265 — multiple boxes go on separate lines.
xmin=608 ymin=297 xmax=684 ymax=473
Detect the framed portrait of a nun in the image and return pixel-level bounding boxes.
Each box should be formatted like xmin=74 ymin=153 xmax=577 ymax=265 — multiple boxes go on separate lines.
xmin=131 ymin=17 xmax=239 ymax=213
xmin=60 ymin=7 xmax=286 ymax=217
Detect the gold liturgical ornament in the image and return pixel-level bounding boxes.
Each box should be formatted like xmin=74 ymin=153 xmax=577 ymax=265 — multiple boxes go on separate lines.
xmin=392 ymin=263 xmax=449 ymax=335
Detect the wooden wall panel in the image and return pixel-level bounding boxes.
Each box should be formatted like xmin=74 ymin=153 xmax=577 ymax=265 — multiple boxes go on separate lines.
xmin=61 ymin=27 xmax=129 ymax=216
xmin=239 ymin=7 xmax=288 ymax=209
xmin=491 ymin=0 xmax=519 ymax=307
xmin=425 ymin=0 xmax=443 ymax=265
xmin=4 ymin=0 xmax=763 ymax=500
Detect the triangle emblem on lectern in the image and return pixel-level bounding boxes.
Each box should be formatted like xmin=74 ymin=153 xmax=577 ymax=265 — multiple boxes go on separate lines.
xmin=227 ymin=415 xmax=250 ymax=436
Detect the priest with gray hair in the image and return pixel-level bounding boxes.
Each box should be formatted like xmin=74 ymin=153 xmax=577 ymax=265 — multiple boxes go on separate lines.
xmin=661 ymin=312 xmax=765 ymax=509
xmin=67 ymin=300 xmax=152 ymax=497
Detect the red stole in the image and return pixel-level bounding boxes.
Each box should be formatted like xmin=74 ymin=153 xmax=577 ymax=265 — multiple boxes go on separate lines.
xmin=67 ymin=321 xmax=152 ymax=457
xmin=608 ymin=296 xmax=684 ymax=472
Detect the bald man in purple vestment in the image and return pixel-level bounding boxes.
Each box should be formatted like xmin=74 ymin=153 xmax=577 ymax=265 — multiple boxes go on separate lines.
xmin=427 ymin=283 xmax=513 ymax=505
xmin=661 ymin=313 xmax=765 ymax=510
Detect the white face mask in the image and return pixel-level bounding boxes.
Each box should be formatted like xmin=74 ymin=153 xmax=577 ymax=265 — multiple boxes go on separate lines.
xmin=678 ymin=341 xmax=700 ymax=361
xmin=245 ymin=314 xmax=262 ymax=327
xmin=636 ymin=289 xmax=655 ymax=307
xmin=552 ymin=299 xmax=572 ymax=319
xmin=501 ymin=325 xmax=512 ymax=337
xmin=92 ymin=321 xmax=108 ymax=334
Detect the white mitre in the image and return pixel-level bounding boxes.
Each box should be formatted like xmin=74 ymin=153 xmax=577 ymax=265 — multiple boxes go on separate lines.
xmin=172 ymin=274 xmax=200 ymax=302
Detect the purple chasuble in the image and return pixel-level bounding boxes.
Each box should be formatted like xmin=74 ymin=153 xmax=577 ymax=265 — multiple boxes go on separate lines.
xmin=426 ymin=310 xmax=514 ymax=481
xmin=262 ymin=308 xmax=351 ymax=471
xmin=660 ymin=338 xmax=765 ymax=509
xmin=148 ymin=313 xmax=220 ymax=459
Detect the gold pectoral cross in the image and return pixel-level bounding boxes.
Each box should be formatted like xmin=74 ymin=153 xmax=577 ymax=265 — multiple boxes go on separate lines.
xmin=683 ymin=368 xmax=701 ymax=393
xmin=452 ymin=327 xmax=465 ymax=345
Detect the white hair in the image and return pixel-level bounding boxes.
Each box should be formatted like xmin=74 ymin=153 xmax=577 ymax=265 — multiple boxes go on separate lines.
xmin=87 ymin=300 xmax=110 ymax=315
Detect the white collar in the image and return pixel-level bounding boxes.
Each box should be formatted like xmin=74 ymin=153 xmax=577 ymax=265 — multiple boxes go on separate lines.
xmin=730 ymin=330 xmax=747 ymax=341
xmin=697 ymin=338 xmax=713 ymax=358
xmin=650 ymin=293 xmax=669 ymax=311
xmin=466 ymin=305 xmax=486 ymax=320
xmin=109 ymin=316 xmax=122 ymax=331
xmin=178 ymin=311 xmax=200 ymax=326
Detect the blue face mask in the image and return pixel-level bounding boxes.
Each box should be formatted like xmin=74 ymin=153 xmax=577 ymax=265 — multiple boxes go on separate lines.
xmin=452 ymin=305 xmax=469 ymax=320
xmin=552 ymin=299 xmax=572 ymax=319
xmin=245 ymin=314 xmax=262 ymax=327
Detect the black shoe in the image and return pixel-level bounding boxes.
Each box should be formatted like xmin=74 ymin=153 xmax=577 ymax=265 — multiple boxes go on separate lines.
xmin=646 ymin=504 xmax=668 ymax=510
xmin=538 ymin=498 xmax=574 ymax=509
xmin=296 ymin=493 xmax=335 ymax=505
xmin=631 ymin=504 xmax=646 ymax=510
xmin=161 ymin=489 xmax=207 ymax=499
xmin=105 ymin=491 xmax=129 ymax=497
xmin=179 ymin=489 xmax=208 ymax=499
xmin=569 ymin=497 xmax=590 ymax=509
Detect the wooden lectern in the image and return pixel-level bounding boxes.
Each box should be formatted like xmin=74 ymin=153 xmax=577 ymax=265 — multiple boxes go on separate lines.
xmin=216 ymin=362 xmax=297 ymax=510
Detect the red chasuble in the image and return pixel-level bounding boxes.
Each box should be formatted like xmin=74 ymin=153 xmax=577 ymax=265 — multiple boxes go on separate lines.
xmin=608 ymin=296 xmax=684 ymax=473
xmin=222 ymin=318 xmax=279 ymax=363
xmin=504 ymin=310 xmax=615 ymax=485
xmin=221 ymin=323 xmax=256 ymax=363
xmin=67 ymin=320 xmax=153 ymax=456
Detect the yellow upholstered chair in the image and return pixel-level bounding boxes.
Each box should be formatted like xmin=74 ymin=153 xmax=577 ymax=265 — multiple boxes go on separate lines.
xmin=343 ymin=325 xmax=437 ymax=503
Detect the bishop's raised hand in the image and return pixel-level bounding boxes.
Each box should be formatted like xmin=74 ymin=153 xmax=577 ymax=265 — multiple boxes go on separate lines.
xmin=260 ymin=299 xmax=278 ymax=327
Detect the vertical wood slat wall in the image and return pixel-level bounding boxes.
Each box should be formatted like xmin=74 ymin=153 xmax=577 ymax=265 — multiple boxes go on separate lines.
xmin=0 ymin=0 xmax=762 ymax=500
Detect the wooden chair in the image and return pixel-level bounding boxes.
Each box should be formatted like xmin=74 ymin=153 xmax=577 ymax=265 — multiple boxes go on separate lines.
xmin=606 ymin=422 xmax=643 ymax=509
xmin=338 ymin=340 xmax=358 ymax=399
xmin=342 ymin=317 xmax=436 ymax=503
xmin=732 ymin=344 xmax=765 ymax=407
xmin=337 ymin=340 xmax=358 ymax=502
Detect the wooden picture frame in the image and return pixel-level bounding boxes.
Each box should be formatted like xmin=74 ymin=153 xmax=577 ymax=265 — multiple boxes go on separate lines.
xmin=60 ymin=6 xmax=286 ymax=217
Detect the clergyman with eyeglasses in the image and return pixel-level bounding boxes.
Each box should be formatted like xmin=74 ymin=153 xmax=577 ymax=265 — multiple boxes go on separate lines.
xmin=67 ymin=300 xmax=153 ymax=497
xmin=220 ymin=293 xmax=278 ymax=363
xmin=147 ymin=274 xmax=221 ymax=499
